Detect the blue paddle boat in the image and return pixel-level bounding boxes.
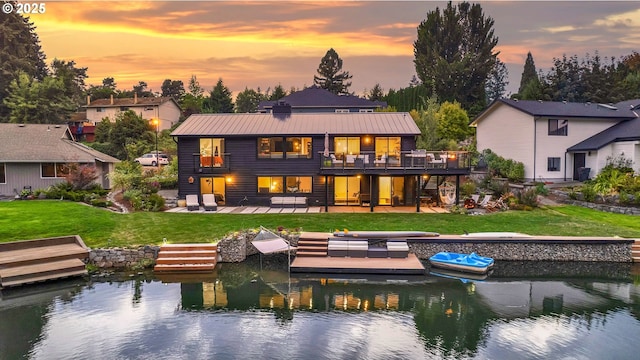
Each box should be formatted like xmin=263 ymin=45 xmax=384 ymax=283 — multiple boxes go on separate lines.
xmin=429 ymin=252 xmax=494 ymax=274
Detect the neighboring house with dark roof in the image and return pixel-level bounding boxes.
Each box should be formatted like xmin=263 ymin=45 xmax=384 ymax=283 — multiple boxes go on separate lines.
xmin=170 ymin=112 xmax=471 ymax=209
xmin=0 ymin=123 xmax=120 ymax=197
xmin=84 ymin=94 xmax=181 ymax=131
xmin=471 ymin=98 xmax=640 ymax=181
xmin=257 ymin=86 xmax=387 ymax=113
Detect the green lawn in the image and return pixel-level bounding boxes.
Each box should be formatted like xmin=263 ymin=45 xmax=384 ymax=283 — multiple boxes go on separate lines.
xmin=1 ymin=200 xmax=639 ymax=248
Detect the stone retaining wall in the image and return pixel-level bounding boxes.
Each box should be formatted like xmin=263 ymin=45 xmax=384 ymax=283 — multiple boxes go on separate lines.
xmin=551 ymin=190 xmax=640 ymax=215
xmin=87 ymin=231 xmax=632 ymax=269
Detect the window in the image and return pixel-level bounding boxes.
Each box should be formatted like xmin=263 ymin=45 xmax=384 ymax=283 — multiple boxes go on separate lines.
xmin=259 ymin=137 xmax=311 ymax=159
xmin=200 ymin=138 xmax=225 ymax=167
xmin=258 ymin=137 xmax=284 ymax=159
xmin=375 ymin=137 xmax=401 ymax=159
xmin=547 ymin=157 xmax=561 ymax=171
xmin=358 ymin=109 xmax=373 ymax=113
xmin=257 ymin=176 xmax=283 ymax=193
xmin=285 ymin=176 xmax=312 ymax=193
xmin=0 ymin=163 xmax=5 ymax=183
xmin=334 ymin=137 xmax=360 ymax=159
xmin=41 ymin=163 xmax=68 ymax=178
xmin=120 ymin=106 xmax=129 ymax=111
xmin=549 ymin=119 xmax=568 ymax=136
xmin=286 ymin=137 xmax=312 ymax=159
xmin=335 ymin=109 xmax=350 ymax=113
xmin=96 ymin=107 xmax=104 ymax=112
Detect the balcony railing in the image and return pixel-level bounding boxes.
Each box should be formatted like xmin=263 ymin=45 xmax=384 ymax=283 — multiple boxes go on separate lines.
xmin=193 ymin=153 xmax=230 ymax=172
xmin=320 ymin=150 xmax=471 ymax=171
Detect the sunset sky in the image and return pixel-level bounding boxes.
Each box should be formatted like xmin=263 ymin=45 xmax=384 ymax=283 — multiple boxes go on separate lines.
xmin=26 ymin=1 xmax=640 ymax=98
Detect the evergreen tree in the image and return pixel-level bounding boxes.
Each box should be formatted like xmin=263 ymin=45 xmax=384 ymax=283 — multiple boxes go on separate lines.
xmin=161 ymin=79 xmax=185 ymax=100
xmin=86 ymin=77 xmax=118 ymax=100
xmin=268 ymin=84 xmax=287 ymax=101
xmin=436 ymin=101 xmax=472 ymax=143
xmin=50 ymin=59 xmax=88 ymax=107
xmin=518 ymin=52 xmax=538 ymax=94
xmin=3 ymin=71 xmax=76 ymax=124
xmin=413 ymin=1 xmax=498 ymax=113
xmin=208 ymin=78 xmax=234 ymax=113
xmin=181 ymin=75 xmax=207 ymax=117
xmin=0 ymin=7 xmax=48 ymax=119
xmin=313 ymin=48 xmax=352 ymax=95
xmin=485 ymin=58 xmax=509 ymax=103
xmin=235 ymin=87 xmax=263 ymax=113
xmin=367 ymin=83 xmax=384 ymax=101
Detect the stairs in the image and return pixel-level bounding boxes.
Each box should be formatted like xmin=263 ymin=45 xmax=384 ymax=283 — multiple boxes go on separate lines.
xmin=153 ymin=244 xmax=218 ymax=272
xmin=632 ymin=240 xmax=640 ymax=263
xmin=0 ymin=235 xmax=89 ymax=288
xmin=295 ymin=232 xmax=329 ymax=257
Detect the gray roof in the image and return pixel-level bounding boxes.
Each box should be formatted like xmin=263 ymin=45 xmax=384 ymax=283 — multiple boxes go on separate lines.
xmin=568 ymin=117 xmax=640 ymax=151
xmin=0 ymin=123 xmax=120 ymax=163
xmin=171 ymin=112 xmax=419 ymax=137
xmin=257 ymin=86 xmax=387 ymax=110
xmin=472 ymin=98 xmax=640 ymax=125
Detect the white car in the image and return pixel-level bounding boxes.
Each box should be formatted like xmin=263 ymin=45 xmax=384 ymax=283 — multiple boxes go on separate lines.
xmin=134 ymin=153 xmax=170 ymax=166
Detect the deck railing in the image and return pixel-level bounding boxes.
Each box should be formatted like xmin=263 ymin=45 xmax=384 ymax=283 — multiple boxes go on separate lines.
xmin=320 ymin=150 xmax=471 ymax=171
xmin=193 ymin=153 xmax=231 ymax=172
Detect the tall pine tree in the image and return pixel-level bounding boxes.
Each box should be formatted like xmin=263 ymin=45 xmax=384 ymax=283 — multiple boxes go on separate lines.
xmin=518 ymin=52 xmax=538 ymax=94
xmin=313 ymin=48 xmax=352 ymax=95
xmin=414 ymin=1 xmax=498 ymax=115
xmin=0 ymin=7 xmax=48 ymax=119
xmin=208 ymin=78 xmax=234 ymax=113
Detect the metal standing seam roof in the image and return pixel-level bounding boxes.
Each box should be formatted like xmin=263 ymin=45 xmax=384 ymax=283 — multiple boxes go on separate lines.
xmin=0 ymin=123 xmax=120 ymax=163
xmin=170 ymin=112 xmax=420 ymax=137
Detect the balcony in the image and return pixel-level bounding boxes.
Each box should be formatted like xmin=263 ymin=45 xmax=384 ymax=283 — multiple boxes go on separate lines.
xmin=319 ymin=150 xmax=471 ymax=174
xmin=193 ymin=153 xmax=230 ymax=173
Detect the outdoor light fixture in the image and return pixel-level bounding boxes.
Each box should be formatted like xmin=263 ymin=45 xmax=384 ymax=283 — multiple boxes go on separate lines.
xmin=226 ymin=176 xmax=232 ymax=183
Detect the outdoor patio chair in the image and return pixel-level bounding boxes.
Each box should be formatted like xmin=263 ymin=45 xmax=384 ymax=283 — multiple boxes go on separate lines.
xmin=202 ymin=194 xmax=217 ymax=211
xmin=477 ymin=195 xmax=492 ymax=208
xmin=186 ymin=194 xmax=200 ymax=211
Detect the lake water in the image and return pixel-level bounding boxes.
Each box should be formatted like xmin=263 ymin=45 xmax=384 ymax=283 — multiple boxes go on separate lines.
xmin=1 ymin=257 xmax=639 ymax=360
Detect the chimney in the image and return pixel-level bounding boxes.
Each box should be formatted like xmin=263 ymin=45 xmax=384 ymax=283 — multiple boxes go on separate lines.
xmin=87 ymin=95 xmax=91 ymax=106
xmin=272 ymin=101 xmax=292 ymax=114
xmin=134 ymin=92 xmax=138 ymax=104
xmin=110 ymin=94 xmax=114 ymax=105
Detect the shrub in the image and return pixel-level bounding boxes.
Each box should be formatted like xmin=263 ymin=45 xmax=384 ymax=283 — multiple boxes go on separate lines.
xmin=482 ymin=149 xmax=525 ymax=182
xmin=515 ymin=188 xmax=539 ymax=208
xmin=535 ymin=182 xmax=548 ymax=195
xmin=581 ymin=185 xmax=597 ymax=202
xmin=460 ymin=180 xmax=476 ymax=198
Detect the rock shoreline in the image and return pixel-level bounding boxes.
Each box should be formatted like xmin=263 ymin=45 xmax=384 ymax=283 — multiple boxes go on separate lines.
xmin=87 ymin=230 xmax=633 ymax=269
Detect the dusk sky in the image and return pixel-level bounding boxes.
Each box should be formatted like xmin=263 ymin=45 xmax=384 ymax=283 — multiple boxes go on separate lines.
xmin=26 ymin=1 xmax=640 ymax=98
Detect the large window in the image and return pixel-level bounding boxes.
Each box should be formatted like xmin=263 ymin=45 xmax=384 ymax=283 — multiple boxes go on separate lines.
xmin=41 ymin=163 xmax=68 ymax=178
xmin=259 ymin=137 xmax=311 ymax=159
xmin=548 ymin=119 xmax=568 ymax=136
xmin=200 ymin=177 xmax=226 ymax=204
xmin=334 ymin=137 xmax=360 ymax=159
xmin=258 ymin=176 xmax=313 ymax=194
xmin=375 ymin=137 xmax=401 ymax=160
xmin=257 ymin=176 xmax=283 ymax=193
xmin=200 ymin=138 xmax=225 ymax=167
xmin=285 ymin=176 xmax=312 ymax=193
xmin=0 ymin=163 xmax=5 ymax=183
xmin=547 ymin=157 xmax=561 ymax=171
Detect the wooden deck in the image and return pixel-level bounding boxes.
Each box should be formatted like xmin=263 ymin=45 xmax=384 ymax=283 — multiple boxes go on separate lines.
xmin=290 ymin=253 xmax=425 ymax=275
xmin=0 ymin=235 xmax=89 ymax=288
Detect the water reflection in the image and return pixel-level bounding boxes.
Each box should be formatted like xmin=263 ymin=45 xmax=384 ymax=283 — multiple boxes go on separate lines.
xmin=1 ymin=259 xmax=639 ymax=359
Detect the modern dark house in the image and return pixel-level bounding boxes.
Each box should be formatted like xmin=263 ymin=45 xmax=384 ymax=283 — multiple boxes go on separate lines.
xmin=170 ymin=109 xmax=471 ymax=211
xmin=257 ymin=85 xmax=387 ymax=113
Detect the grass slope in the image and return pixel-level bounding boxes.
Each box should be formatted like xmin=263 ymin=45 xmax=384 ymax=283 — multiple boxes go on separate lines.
xmin=1 ymin=200 xmax=639 ymax=248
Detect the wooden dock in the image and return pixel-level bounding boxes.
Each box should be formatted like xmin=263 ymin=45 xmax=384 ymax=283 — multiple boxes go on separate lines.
xmin=0 ymin=235 xmax=89 ymax=289
xmin=633 ymin=239 xmax=640 ymax=263
xmin=153 ymin=243 xmax=218 ymax=272
xmin=290 ymin=253 xmax=425 ymax=275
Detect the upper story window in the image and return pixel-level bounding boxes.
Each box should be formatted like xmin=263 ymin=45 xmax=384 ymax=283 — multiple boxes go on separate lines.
xmin=375 ymin=136 xmax=401 ymax=159
xmin=96 ymin=107 xmax=104 ymax=112
xmin=0 ymin=163 xmax=5 ymax=183
xmin=41 ymin=163 xmax=68 ymax=178
xmin=335 ymin=109 xmax=350 ymax=113
xmin=200 ymin=138 xmax=225 ymax=167
xmin=359 ymin=109 xmax=374 ymax=113
xmin=549 ymin=119 xmax=568 ymax=136
xmin=334 ymin=137 xmax=360 ymax=159
xmin=258 ymin=137 xmax=311 ymax=159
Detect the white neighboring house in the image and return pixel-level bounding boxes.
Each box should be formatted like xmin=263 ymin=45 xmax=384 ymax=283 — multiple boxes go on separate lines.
xmin=84 ymin=94 xmax=181 ymax=131
xmin=0 ymin=124 xmax=120 ymax=197
xmin=471 ymin=98 xmax=640 ymax=182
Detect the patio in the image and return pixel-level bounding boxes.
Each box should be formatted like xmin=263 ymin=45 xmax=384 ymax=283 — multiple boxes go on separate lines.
xmin=165 ymin=205 xmax=449 ymax=214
